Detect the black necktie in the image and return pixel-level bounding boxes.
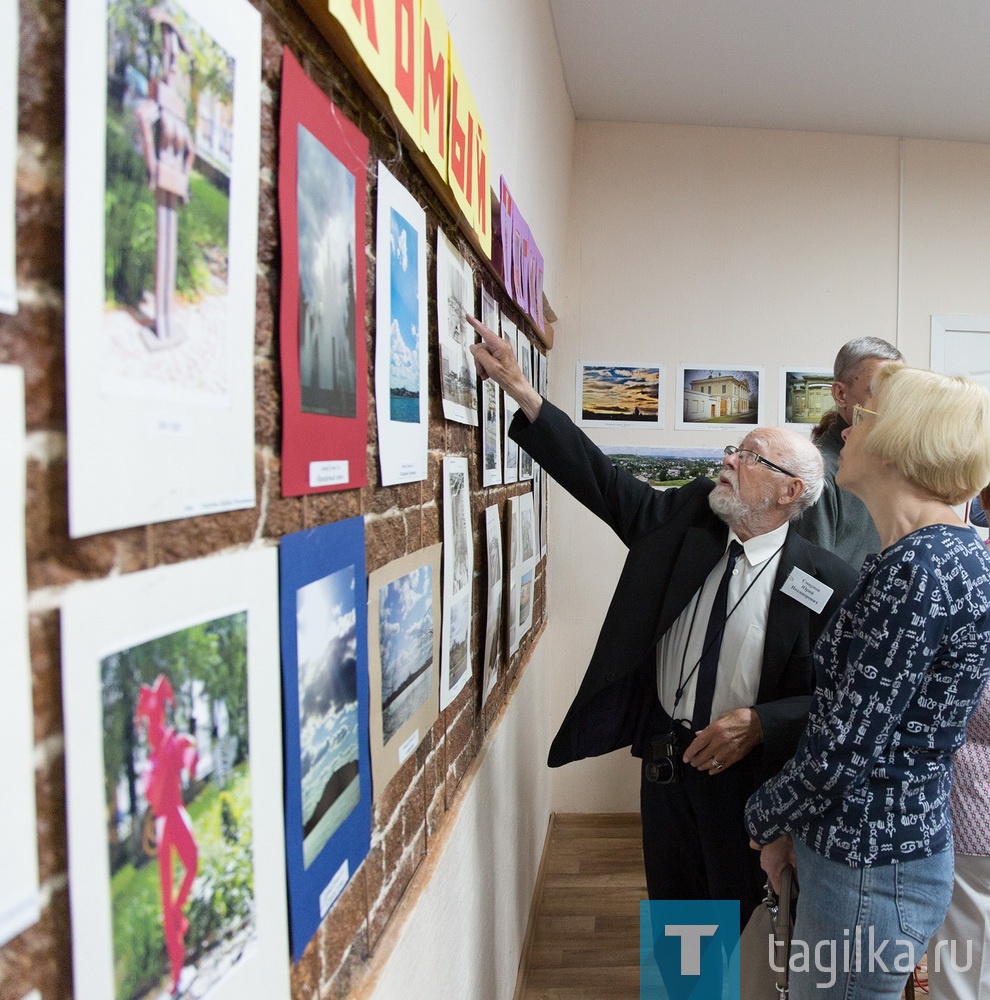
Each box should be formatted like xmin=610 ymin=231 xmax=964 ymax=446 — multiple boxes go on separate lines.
xmin=691 ymin=540 xmax=744 ymax=732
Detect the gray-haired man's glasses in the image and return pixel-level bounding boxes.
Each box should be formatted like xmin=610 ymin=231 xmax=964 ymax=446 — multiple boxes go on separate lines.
xmin=723 ymin=445 xmax=797 ymax=479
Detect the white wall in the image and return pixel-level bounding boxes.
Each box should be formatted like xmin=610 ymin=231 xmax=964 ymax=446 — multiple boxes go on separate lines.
xmin=548 ymin=122 xmax=990 ymax=813
xmin=899 ymin=138 xmax=990 ymax=363
xmin=365 ymin=632 xmax=554 ymax=1000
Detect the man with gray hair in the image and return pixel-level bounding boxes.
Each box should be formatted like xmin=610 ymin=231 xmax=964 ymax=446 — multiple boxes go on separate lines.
xmin=796 ymin=336 xmax=904 ymax=567
xmin=469 ymin=317 xmax=856 ymax=923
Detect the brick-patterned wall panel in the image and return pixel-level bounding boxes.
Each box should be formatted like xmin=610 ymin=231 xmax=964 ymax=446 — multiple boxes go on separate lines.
xmin=0 ymin=2 xmax=547 ymax=999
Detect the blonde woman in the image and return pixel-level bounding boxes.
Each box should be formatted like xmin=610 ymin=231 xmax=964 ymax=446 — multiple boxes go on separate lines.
xmin=746 ymin=366 xmax=990 ymax=1000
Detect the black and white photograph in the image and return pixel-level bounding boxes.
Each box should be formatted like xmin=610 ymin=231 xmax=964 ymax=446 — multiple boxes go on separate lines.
xmin=297 ymin=125 xmax=357 ymax=418
xmin=481 ymin=505 xmax=503 ymax=703
xmin=441 ymin=456 xmax=474 ymax=708
xmin=436 ymin=230 xmax=478 ymax=425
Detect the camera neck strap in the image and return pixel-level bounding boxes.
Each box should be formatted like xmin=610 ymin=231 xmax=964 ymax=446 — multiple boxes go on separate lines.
xmin=669 ymin=540 xmax=785 ymax=726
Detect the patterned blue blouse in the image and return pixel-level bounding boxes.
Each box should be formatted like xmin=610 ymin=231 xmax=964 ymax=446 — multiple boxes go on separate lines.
xmin=746 ymin=524 xmax=990 ymax=866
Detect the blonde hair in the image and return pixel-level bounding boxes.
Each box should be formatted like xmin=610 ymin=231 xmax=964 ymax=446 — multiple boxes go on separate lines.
xmin=864 ymin=365 xmax=990 ymax=504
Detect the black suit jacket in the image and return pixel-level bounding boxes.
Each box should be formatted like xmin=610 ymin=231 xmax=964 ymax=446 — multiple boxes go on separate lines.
xmin=512 ymin=400 xmax=857 ymax=783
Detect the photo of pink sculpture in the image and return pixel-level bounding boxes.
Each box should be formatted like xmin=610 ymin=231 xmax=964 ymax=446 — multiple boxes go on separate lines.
xmin=101 ymin=611 xmax=255 ymax=999
xmin=135 ymin=675 xmax=199 ymax=995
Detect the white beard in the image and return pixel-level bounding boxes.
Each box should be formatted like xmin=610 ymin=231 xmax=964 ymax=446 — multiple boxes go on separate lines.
xmin=708 ymin=474 xmax=778 ymax=535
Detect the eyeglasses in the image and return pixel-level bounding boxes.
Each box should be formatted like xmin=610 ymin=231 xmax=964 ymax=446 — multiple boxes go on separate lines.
xmin=723 ymin=445 xmax=797 ymax=478
xmin=852 ymin=404 xmax=880 ymax=426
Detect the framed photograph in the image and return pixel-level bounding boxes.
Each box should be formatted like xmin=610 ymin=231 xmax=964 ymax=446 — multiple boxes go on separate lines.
xmin=600 ymin=444 xmax=725 ymax=490
xmin=676 ymin=365 xmax=764 ymax=430
xmin=506 ymin=493 xmax=537 ymax=653
xmin=279 ymin=517 xmax=372 ymax=960
xmin=375 ymin=161 xmax=428 ymax=487
xmin=501 ymin=317 xmax=519 ymax=484
xmin=481 ymin=506 xmax=503 ymax=704
xmin=516 ymin=493 xmax=537 ymax=642
xmin=279 ymin=49 xmax=369 ymax=496
xmin=436 ymin=230 xmax=478 ymax=426
xmin=518 ymin=339 xmax=535 ymax=480
xmin=0 ymin=0 xmax=16 ymax=315
xmin=61 ymin=549 xmax=290 ymax=1000
xmin=576 ymin=362 xmax=663 ymax=427
xmin=779 ymin=368 xmax=833 ymax=429
xmin=441 ymin=457 xmax=473 ymax=708
xmin=367 ymin=545 xmax=441 ymax=798
xmin=506 ymin=499 xmax=519 ymax=656
xmin=0 ymin=367 xmax=40 ymax=946
xmin=66 ymin=0 xmax=261 ymax=536
xmin=479 ymin=287 xmax=502 ymax=487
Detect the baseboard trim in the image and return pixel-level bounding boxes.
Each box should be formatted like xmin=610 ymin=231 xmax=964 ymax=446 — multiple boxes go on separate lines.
xmin=512 ymin=811 xmax=557 ymax=1000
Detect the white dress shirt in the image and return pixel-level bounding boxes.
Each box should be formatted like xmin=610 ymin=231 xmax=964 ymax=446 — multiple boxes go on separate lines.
xmin=656 ymin=521 xmax=788 ymax=729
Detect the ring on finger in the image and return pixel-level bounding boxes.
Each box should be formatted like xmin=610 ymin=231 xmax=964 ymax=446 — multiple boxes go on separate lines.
xmin=710 ymin=757 xmax=723 ymax=770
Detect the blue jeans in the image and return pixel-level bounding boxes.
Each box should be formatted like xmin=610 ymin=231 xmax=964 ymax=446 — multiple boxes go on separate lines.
xmin=788 ymin=836 xmax=953 ymax=999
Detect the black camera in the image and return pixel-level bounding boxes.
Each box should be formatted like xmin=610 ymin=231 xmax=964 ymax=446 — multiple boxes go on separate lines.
xmin=645 ymin=732 xmax=682 ymax=785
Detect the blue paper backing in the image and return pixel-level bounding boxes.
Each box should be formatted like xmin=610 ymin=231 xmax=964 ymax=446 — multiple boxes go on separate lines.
xmin=279 ymin=516 xmax=372 ymax=960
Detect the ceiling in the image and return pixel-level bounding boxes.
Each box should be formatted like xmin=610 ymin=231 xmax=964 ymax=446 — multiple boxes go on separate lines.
xmin=548 ymin=0 xmax=990 ymax=143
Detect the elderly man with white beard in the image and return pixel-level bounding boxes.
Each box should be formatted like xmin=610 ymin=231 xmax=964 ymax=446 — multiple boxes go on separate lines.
xmin=469 ymin=318 xmax=857 ymax=921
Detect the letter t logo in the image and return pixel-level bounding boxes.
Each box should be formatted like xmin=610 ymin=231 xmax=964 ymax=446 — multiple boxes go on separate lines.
xmin=665 ymin=924 xmax=719 ymax=975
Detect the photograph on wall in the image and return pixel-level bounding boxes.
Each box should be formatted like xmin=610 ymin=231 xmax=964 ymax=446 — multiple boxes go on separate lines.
xmin=61 ymin=549 xmax=290 ymax=1000
xmin=441 ymin=457 xmax=474 ymax=708
xmin=506 ymin=497 xmax=520 ymax=656
xmin=518 ymin=339 xmax=535 ymax=480
xmin=367 ymin=545 xmax=441 ymax=799
xmin=534 ymin=464 xmax=547 ymax=560
xmin=600 ymin=444 xmax=725 ymax=490
xmin=375 ymin=162 xmax=428 ymax=486
xmin=278 ymin=48 xmax=368 ymax=496
xmin=516 ymin=492 xmax=537 ymax=643
xmin=436 ymin=230 xmax=478 ymax=426
xmin=0 ymin=0 xmax=17 ymax=315
xmin=779 ymin=368 xmax=834 ymax=429
xmin=66 ymin=0 xmax=261 ymax=536
xmin=481 ymin=505 xmax=503 ymax=704
xmin=676 ymin=365 xmax=764 ymax=430
xmin=501 ymin=317 xmax=520 ymax=484
xmin=279 ymin=517 xmax=371 ymax=960
xmin=576 ymin=362 xmax=663 ymax=427
xmin=0 ymin=368 xmax=40 ymax=947
xmin=480 ymin=287 xmax=502 ymax=486
xmin=518 ymin=568 xmax=534 ymax=637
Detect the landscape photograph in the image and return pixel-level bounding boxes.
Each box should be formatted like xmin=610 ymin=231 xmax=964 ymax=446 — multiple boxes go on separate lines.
xmin=578 ymin=364 xmax=662 ymax=423
xmin=294 ymin=565 xmax=360 ymax=869
xmin=378 ymin=565 xmax=434 ymax=745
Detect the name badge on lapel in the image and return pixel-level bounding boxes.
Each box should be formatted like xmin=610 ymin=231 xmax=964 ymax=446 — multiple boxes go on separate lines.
xmin=780 ymin=567 xmax=833 ymax=613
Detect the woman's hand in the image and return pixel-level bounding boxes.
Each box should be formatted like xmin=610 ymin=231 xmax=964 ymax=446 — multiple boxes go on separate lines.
xmin=749 ymin=834 xmax=795 ymax=894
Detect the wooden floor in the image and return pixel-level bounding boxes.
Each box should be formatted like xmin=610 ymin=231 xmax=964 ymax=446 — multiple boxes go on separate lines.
xmin=515 ymin=813 xmax=928 ymax=1000
xmin=517 ymin=813 xmax=646 ymax=1000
